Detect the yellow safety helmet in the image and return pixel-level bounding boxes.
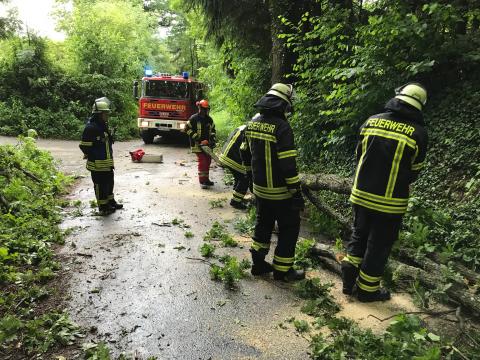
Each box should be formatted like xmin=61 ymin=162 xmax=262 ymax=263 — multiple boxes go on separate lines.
xmin=92 ymin=97 xmax=112 ymax=113
xmin=394 ymin=83 xmax=427 ymax=111
xmin=267 ymin=83 xmax=294 ymax=106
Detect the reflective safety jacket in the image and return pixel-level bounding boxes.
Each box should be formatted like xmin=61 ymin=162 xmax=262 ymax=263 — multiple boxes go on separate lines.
xmin=350 ymin=98 xmax=428 ymax=214
xmin=185 ymin=113 xmax=216 ymax=153
xmin=241 ymin=95 xmax=300 ymax=200
xmin=79 ymin=116 xmax=114 ymax=172
xmin=219 ymin=125 xmax=247 ymax=174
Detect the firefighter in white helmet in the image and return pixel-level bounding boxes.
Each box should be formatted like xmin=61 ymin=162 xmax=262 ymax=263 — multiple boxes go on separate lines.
xmin=241 ymin=83 xmax=306 ymax=282
xmin=79 ymin=97 xmax=123 ymax=215
xmin=341 ymin=82 xmax=428 ymax=302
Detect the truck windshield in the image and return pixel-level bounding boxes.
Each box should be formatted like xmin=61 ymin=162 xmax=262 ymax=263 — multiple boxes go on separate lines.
xmin=143 ymin=80 xmax=189 ymax=99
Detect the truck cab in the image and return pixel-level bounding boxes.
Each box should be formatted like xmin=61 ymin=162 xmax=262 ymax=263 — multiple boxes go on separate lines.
xmin=133 ymin=72 xmax=204 ymax=144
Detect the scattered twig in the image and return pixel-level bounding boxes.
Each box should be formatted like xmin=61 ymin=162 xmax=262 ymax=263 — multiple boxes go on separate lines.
xmin=368 ymin=309 xmax=456 ymax=322
xmin=451 ymin=345 xmax=470 ymax=360
xmin=13 ymin=162 xmax=42 ymax=183
xmin=186 ymin=256 xmax=213 ymax=265
xmin=76 ymin=252 xmax=93 ymax=258
xmin=152 ymin=222 xmax=172 ymax=227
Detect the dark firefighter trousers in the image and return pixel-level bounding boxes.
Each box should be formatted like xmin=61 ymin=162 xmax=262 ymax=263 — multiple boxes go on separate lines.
xmin=196 ymin=152 xmax=212 ymax=183
xmin=91 ymin=170 xmax=115 ymax=208
xmin=231 ymin=170 xmax=250 ymax=203
xmin=344 ymin=204 xmax=403 ymax=293
xmin=251 ymin=197 xmax=300 ymax=274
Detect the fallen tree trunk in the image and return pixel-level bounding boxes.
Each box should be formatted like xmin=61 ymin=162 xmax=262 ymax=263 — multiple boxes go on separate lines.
xmin=302 ymin=187 xmax=352 ymax=237
xmin=392 ymin=261 xmax=480 ymax=317
xmin=300 ymin=173 xmax=352 ymax=195
xmin=396 ymin=248 xmax=480 ymax=289
xmin=309 ymin=244 xmax=480 ymax=317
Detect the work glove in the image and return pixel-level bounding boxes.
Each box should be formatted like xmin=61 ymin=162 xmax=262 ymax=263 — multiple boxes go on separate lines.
xmin=291 ymin=190 xmax=305 ymax=212
xmin=200 ymin=140 xmax=209 ymax=146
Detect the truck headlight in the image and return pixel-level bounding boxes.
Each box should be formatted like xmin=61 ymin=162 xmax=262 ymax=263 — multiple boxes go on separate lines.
xmin=179 ymin=123 xmax=186 ymax=130
xmin=141 ymin=121 xmax=149 ymax=127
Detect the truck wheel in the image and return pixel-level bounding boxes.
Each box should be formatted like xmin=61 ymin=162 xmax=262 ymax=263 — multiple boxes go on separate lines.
xmin=141 ymin=130 xmax=155 ymax=144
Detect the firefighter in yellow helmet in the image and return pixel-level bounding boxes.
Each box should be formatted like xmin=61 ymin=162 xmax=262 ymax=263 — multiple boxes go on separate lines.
xmin=79 ymin=97 xmax=123 ymax=216
xmin=241 ymin=83 xmax=305 ymax=281
xmin=342 ymin=82 xmax=428 ymax=302
xmin=184 ymin=99 xmax=216 ymax=188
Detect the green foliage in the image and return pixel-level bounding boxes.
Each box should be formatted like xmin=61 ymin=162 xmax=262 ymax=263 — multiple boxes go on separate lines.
xmin=0 ymin=138 xmax=76 ymax=355
xmin=83 ymin=342 xmax=111 ymax=360
xmin=209 ymin=255 xmax=250 ymax=289
xmin=294 ymin=238 xmax=316 ymax=269
xmin=233 ymin=206 xmax=256 ymax=235
xmin=184 ymin=231 xmax=194 ymax=238
xmin=0 ymin=312 xmax=83 ymax=354
xmin=203 ymin=220 xmax=237 ymax=247
xmin=306 ymin=200 xmax=345 ymax=240
xmin=209 ymin=198 xmax=227 ymax=209
xmin=200 ymin=243 xmax=215 ymax=258
xmin=203 ymin=221 xmax=226 ymax=241
xmin=295 ymin=278 xmax=340 ymax=318
xmin=198 ymin=45 xmax=270 ymax=127
xmin=310 ymin=314 xmax=443 ymax=360
xmin=60 ymin=0 xmax=157 ymax=78
xmin=293 ymin=319 xmax=310 ymax=333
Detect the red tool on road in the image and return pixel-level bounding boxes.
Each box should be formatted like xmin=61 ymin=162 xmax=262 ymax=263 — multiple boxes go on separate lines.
xmin=129 ymin=148 xmax=145 ymax=162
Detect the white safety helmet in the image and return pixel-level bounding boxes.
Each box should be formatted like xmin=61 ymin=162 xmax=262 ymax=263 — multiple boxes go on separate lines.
xmin=395 ymin=83 xmax=427 ymax=111
xmin=92 ymin=97 xmax=112 ymax=113
xmin=267 ymin=83 xmax=294 ymax=106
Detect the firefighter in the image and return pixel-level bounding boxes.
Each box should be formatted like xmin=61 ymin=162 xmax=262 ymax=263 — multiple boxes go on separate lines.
xmin=79 ymin=97 xmax=123 ymax=216
xmin=241 ymin=83 xmax=305 ymax=282
xmin=342 ymin=82 xmax=428 ymax=302
xmin=219 ymin=124 xmax=250 ymax=210
xmin=184 ymin=99 xmax=216 ymax=189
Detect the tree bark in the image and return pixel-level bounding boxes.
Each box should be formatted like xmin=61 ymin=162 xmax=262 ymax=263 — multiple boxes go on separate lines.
xmin=397 ymin=247 xmax=480 ymax=287
xmin=392 ymin=261 xmax=480 ymax=317
xmin=300 ymin=173 xmax=352 ymax=194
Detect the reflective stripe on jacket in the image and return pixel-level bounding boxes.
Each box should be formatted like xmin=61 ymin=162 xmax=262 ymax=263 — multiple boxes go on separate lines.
xmin=219 ymin=125 xmax=246 ymax=174
xmin=79 ymin=117 xmax=114 ymax=172
xmin=185 ymin=113 xmax=216 ymax=153
xmin=241 ymin=111 xmax=300 ymax=201
xmin=350 ymin=98 xmax=428 ymax=214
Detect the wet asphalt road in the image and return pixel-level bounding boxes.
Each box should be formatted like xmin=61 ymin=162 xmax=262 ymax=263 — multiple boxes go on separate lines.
xmin=0 ymin=136 xmax=311 ymax=359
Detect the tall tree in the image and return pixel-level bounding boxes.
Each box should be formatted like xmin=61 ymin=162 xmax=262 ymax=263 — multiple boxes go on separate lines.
xmin=0 ymin=0 xmax=21 ymax=39
xmin=58 ymin=0 xmax=160 ymax=77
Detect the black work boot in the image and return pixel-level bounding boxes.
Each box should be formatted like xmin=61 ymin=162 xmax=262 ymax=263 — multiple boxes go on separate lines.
xmin=273 ymin=268 xmax=305 ymax=282
xmin=357 ymin=287 xmax=391 ymax=302
xmin=341 ymin=262 xmax=359 ymax=295
xmin=109 ymin=200 xmax=123 ymax=210
xmin=98 ymin=205 xmax=115 ymax=216
xmin=230 ymin=199 xmax=247 ymax=210
xmin=250 ymin=249 xmax=274 ymax=276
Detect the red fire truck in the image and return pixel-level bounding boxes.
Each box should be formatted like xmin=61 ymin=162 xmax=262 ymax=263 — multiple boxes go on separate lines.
xmin=133 ymin=72 xmax=204 ymax=144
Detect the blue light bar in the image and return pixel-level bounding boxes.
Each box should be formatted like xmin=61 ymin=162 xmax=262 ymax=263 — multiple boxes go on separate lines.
xmin=182 ymin=71 xmax=189 ymax=79
xmin=144 ymin=65 xmax=153 ymax=77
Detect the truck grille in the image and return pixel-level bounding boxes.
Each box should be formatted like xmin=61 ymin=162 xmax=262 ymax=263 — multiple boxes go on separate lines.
xmin=147 ymin=111 xmax=183 ymax=119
